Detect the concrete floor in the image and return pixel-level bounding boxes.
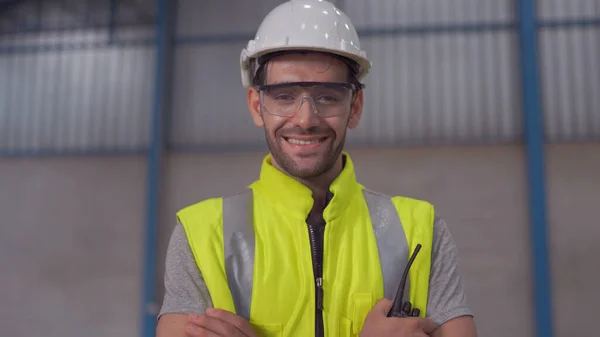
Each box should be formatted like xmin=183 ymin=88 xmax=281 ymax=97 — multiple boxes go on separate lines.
xmin=1 ymin=143 xmax=598 ymax=337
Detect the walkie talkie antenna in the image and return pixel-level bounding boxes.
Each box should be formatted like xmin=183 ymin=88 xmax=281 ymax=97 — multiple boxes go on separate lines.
xmin=387 ymin=243 xmax=422 ymax=317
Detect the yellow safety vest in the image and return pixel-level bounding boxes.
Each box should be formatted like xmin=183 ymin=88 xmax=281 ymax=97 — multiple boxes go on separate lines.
xmin=177 ymin=153 xmax=435 ymax=337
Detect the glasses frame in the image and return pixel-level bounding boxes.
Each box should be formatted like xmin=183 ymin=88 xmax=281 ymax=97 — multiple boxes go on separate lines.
xmin=256 ymin=81 xmax=365 ymax=117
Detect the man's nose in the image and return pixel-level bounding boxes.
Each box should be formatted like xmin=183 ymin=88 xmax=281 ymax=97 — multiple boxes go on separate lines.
xmin=290 ymin=96 xmax=320 ymax=129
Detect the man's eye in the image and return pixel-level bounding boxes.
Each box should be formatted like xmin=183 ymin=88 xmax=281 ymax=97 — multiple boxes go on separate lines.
xmin=317 ymin=96 xmax=340 ymax=103
xmin=274 ymin=94 xmax=295 ymax=101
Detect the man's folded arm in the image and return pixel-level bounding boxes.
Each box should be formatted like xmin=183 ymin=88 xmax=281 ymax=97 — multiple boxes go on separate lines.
xmin=156 ymin=223 xmax=213 ymax=337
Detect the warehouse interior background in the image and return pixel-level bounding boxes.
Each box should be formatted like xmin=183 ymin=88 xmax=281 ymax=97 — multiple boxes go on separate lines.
xmin=1 ymin=0 xmax=599 ymax=336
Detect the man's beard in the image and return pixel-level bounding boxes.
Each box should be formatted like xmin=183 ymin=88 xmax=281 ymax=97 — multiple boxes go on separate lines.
xmin=264 ymin=127 xmax=346 ymax=179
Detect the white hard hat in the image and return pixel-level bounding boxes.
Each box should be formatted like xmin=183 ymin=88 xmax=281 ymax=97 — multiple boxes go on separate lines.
xmin=240 ymin=0 xmax=371 ymax=88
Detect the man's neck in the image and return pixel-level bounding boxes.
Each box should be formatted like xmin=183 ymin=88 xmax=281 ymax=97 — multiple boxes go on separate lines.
xmin=301 ymin=158 xmax=342 ymax=222
xmin=273 ymin=155 xmax=344 ymax=212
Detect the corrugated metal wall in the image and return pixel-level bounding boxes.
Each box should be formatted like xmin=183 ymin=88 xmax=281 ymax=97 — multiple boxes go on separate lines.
xmin=0 ymin=38 xmax=154 ymax=153
xmin=344 ymin=0 xmax=520 ymax=145
xmin=0 ymin=0 xmax=156 ymax=155
xmin=538 ymin=0 xmax=600 ymax=142
xmin=0 ymin=0 xmax=598 ymax=153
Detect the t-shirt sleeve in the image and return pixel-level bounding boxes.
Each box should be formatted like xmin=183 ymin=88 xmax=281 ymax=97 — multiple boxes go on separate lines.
xmin=426 ymin=216 xmax=473 ymax=326
xmin=158 ymin=222 xmax=213 ymax=319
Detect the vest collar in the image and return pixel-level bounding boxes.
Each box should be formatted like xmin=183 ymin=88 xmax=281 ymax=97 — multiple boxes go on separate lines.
xmin=250 ymin=152 xmax=362 ymax=222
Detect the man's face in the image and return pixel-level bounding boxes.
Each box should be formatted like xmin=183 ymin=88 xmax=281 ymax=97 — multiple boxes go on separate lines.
xmin=247 ymin=53 xmax=364 ymax=179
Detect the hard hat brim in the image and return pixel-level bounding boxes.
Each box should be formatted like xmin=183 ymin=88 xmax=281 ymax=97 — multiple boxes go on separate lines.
xmin=241 ymin=45 xmax=371 ymax=88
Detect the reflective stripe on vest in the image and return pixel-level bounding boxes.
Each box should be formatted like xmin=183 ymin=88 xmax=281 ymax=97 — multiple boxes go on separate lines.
xmin=222 ymin=191 xmax=255 ymax=320
xmin=362 ymin=191 xmax=411 ymax=302
xmin=220 ymin=189 xmax=428 ymax=320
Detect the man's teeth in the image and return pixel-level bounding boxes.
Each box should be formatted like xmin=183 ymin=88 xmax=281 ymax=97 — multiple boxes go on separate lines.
xmin=286 ymin=138 xmax=322 ymax=145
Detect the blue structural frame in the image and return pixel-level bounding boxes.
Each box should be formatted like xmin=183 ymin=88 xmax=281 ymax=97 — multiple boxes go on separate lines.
xmin=141 ymin=0 xmax=168 ymax=337
xmin=108 ymin=0 xmax=118 ymax=43
xmin=516 ymin=1 xmax=554 ymax=337
xmin=1 ymin=18 xmax=597 ymax=56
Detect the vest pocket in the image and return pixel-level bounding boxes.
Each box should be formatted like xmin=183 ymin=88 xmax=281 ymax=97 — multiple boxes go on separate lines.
xmin=350 ymin=292 xmax=373 ymax=335
xmin=251 ymin=323 xmax=283 ymax=337
xmin=339 ymin=317 xmax=353 ymax=336
xmin=339 ymin=317 xmax=356 ymax=337
xmin=338 ymin=292 xmax=374 ymax=336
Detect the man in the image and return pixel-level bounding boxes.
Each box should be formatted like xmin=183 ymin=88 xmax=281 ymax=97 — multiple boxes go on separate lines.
xmin=157 ymin=1 xmax=477 ymax=336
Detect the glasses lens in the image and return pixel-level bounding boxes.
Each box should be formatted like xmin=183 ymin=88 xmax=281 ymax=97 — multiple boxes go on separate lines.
xmin=261 ymin=83 xmax=352 ymax=117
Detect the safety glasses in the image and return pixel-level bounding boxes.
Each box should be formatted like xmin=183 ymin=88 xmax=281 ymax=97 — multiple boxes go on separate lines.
xmin=256 ymin=81 xmax=363 ymax=118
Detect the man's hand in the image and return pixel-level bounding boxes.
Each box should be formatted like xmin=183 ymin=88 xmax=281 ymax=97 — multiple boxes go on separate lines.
xmin=360 ymin=299 xmax=437 ymax=337
xmin=185 ymin=308 xmax=258 ymax=337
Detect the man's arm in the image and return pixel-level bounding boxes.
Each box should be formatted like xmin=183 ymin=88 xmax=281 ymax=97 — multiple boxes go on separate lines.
xmin=431 ymin=316 xmax=477 ymax=337
xmin=426 ymin=216 xmax=477 ymax=337
xmin=157 ymin=314 xmax=189 ymax=337
xmin=156 ymin=223 xmax=213 ymax=337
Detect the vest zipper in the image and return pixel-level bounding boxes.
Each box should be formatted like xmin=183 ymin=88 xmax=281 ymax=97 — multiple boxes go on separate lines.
xmin=307 ymin=221 xmax=325 ymax=337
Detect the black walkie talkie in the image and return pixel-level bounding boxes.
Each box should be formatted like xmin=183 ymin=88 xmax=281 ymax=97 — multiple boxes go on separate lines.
xmin=387 ymin=243 xmax=422 ymax=318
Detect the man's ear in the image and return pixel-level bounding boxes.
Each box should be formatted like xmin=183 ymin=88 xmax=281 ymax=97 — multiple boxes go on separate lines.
xmin=347 ymin=89 xmax=364 ymax=129
xmin=247 ymin=88 xmax=264 ymax=127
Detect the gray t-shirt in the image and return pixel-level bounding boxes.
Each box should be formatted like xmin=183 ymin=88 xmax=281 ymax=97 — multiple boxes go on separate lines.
xmin=158 ymin=216 xmax=473 ymax=327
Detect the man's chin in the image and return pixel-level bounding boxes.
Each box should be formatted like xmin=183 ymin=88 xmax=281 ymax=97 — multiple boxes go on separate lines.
xmin=287 ymin=167 xmax=325 ymax=179
xmin=281 ymin=156 xmax=333 ymax=178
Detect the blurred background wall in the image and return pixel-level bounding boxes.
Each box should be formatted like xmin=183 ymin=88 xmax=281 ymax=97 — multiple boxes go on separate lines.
xmin=0 ymin=0 xmax=599 ymax=336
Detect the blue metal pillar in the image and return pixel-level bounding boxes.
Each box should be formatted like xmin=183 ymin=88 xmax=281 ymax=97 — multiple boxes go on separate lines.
xmin=141 ymin=0 xmax=170 ymax=336
xmin=108 ymin=0 xmax=118 ymax=43
xmin=516 ymin=1 xmax=554 ymax=337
